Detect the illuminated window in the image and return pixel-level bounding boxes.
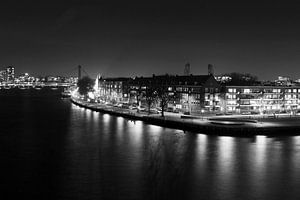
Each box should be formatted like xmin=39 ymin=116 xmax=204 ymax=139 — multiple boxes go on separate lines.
xmin=243 ymin=89 xmax=250 ymax=94
xmin=195 ymin=94 xmax=201 ymax=99
xmin=227 ymin=100 xmax=236 ymax=105
xmin=176 ymin=87 xmax=182 ymax=92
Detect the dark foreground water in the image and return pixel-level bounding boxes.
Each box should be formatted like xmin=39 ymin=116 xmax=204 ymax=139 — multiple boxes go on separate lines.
xmin=1 ymin=90 xmax=300 ymax=200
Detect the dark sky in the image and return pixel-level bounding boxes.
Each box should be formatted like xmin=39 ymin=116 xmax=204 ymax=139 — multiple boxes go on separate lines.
xmin=1 ymin=0 xmax=300 ymax=80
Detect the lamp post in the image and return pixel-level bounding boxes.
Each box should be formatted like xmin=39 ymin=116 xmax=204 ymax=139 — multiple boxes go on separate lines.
xmin=188 ymin=90 xmax=192 ymax=115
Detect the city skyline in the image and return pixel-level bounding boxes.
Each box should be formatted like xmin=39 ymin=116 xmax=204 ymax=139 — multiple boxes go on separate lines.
xmin=1 ymin=1 xmax=300 ymax=79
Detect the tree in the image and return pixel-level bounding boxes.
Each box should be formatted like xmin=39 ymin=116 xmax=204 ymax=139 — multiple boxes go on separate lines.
xmin=143 ymin=85 xmax=158 ymax=115
xmin=77 ymin=76 xmax=94 ymax=96
xmin=223 ymin=72 xmax=258 ymax=86
xmin=156 ymin=84 xmax=171 ymax=117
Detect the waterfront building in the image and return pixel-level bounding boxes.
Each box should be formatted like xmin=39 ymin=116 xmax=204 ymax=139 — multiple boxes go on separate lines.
xmin=275 ymin=76 xmax=293 ymax=86
xmin=215 ymin=75 xmax=232 ymax=83
xmin=97 ymin=77 xmax=131 ymax=103
xmin=96 ymin=74 xmax=221 ymax=114
xmin=95 ymin=74 xmax=300 ymax=115
xmin=224 ymin=85 xmax=300 ymax=114
xmin=0 ymin=70 xmax=6 ymax=82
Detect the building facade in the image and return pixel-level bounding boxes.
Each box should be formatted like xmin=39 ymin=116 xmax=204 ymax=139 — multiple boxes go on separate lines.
xmin=94 ymin=74 xmax=300 ymax=115
xmin=96 ymin=74 xmax=221 ymax=113
xmin=6 ymin=66 xmax=15 ymax=82
xmin=224 ymin=86 xmax=300 ymax=114
xmin=97 ymin=77 xmax=131 ymax=103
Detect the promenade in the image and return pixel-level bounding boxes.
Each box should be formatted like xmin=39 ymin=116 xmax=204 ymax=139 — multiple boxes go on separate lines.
xmin=70 ymin=97 xmax=300 ymax=136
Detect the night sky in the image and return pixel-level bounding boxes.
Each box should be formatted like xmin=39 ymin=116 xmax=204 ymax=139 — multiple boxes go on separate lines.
xmin=1 ymin=0 xmax=300 ymax=80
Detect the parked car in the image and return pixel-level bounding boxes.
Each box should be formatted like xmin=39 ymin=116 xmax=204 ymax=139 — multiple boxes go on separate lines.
xmin=241 ymin=111 xmax=251 ymax=115
xmin=121 ymin=105 xmax=130 ymax=109
xmin=129 ymin=106 xmax=138 ymax=110
xmin=149 ymin=108 xmax=160 ymax=114
xmin=138 ymin=106 xmax=146 ymax=111
xmin=225 ymin=112 xmax=233 ymax=115
xmin=183 ymin=111 xmax=191 ymax=115
xmin=279 ymin=110 xmax=287 ymax=114
xmin=173 ymin=109 xmax=180 ymax=113
xmin=166 ymin=107 xmax=174 ymax=112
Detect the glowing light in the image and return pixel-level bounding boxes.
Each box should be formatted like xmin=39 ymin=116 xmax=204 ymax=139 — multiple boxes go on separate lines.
xmin=94 ymin=74 xmax=101 ymax=92
xmin=88 ymin=92 xmax=95 ymax=99
xmin=71 ymin=88 xmax=78 ymax=97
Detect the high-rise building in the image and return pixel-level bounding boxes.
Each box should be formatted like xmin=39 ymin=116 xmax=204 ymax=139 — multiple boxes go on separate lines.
xmin=6 ymin=66 xmax=15 ymax=82
xmin=0 ymin=70 xmax=6 ymax=82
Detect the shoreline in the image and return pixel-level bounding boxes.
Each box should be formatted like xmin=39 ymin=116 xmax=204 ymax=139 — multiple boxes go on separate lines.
xmin=70 ymin=97 xmax=300 ymax=136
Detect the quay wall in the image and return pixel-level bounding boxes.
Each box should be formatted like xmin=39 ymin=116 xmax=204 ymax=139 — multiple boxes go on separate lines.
xmin=70 ymin=98 xmax=300 ymax=136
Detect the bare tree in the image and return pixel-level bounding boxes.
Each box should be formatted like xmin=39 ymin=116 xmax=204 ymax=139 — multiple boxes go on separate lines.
xmin=156 ymin=84 xmax=171 ymax=117
xmin=143 ymin=85 xmax=158 ymax=115
xmin=77 ymin=76 xmax=94 ymax=98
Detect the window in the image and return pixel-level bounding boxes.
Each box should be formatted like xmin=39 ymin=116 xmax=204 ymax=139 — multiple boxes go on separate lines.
xmin=243 ymin=89 xmax=250 ymax=94
xmin=227 ymin=100 xmax=236 ymax=105
xmin=176 ymin=87 xmax=182 ymax=92
xmin=228 ymin=88 xmax=236 ymax=93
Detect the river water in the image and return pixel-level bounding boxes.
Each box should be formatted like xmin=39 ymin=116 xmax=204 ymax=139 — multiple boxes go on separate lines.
xmin=1 ymin=90 xmax=300 ymax=200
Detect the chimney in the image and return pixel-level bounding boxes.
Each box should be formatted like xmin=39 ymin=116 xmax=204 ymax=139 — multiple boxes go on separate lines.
xmin=78 ymin=65 xmax=82 ymax=80
xmin=208 ymin=64 xmax=214 ymax=76
xmin=184 ymin=63 xmax=190 ymax=75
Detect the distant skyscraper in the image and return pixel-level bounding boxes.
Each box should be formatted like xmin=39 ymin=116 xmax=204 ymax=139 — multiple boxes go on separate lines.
xmin=208 ymin=64 xmax=214 ymax=76
xmin=184 ymin=63 xmax=190 ymax=75
xmin=0 ymin=70 xmax=7 ymax=82
xmin=6 ymin=66 xmax=15 ymax=82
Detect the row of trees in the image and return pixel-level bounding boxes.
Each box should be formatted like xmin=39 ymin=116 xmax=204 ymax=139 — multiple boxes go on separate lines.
xmin=76 ymin=76 xmax=172 ymax=117
xmin=222 ymin=72 xmax=259 ymax=86
xmin=77 ymin=76 xmax=94 ymax=98
xmin=142 ymin=84 xmax=172 ymax=117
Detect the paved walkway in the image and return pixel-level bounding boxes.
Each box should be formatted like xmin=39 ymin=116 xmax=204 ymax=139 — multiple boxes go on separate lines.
xmin=72 ymin=98 xmax=300 ymax=129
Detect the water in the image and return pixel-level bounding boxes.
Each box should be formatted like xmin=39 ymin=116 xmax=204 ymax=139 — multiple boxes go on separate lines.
xmin=1 ymin=90 xmax=300 ymax=200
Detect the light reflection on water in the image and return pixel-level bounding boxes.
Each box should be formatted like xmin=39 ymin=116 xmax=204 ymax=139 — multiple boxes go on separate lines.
xmin=53 ymin=104 xmax=300 ymax=200
xmin=2 ymin=95 xmax=300 ymax=200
